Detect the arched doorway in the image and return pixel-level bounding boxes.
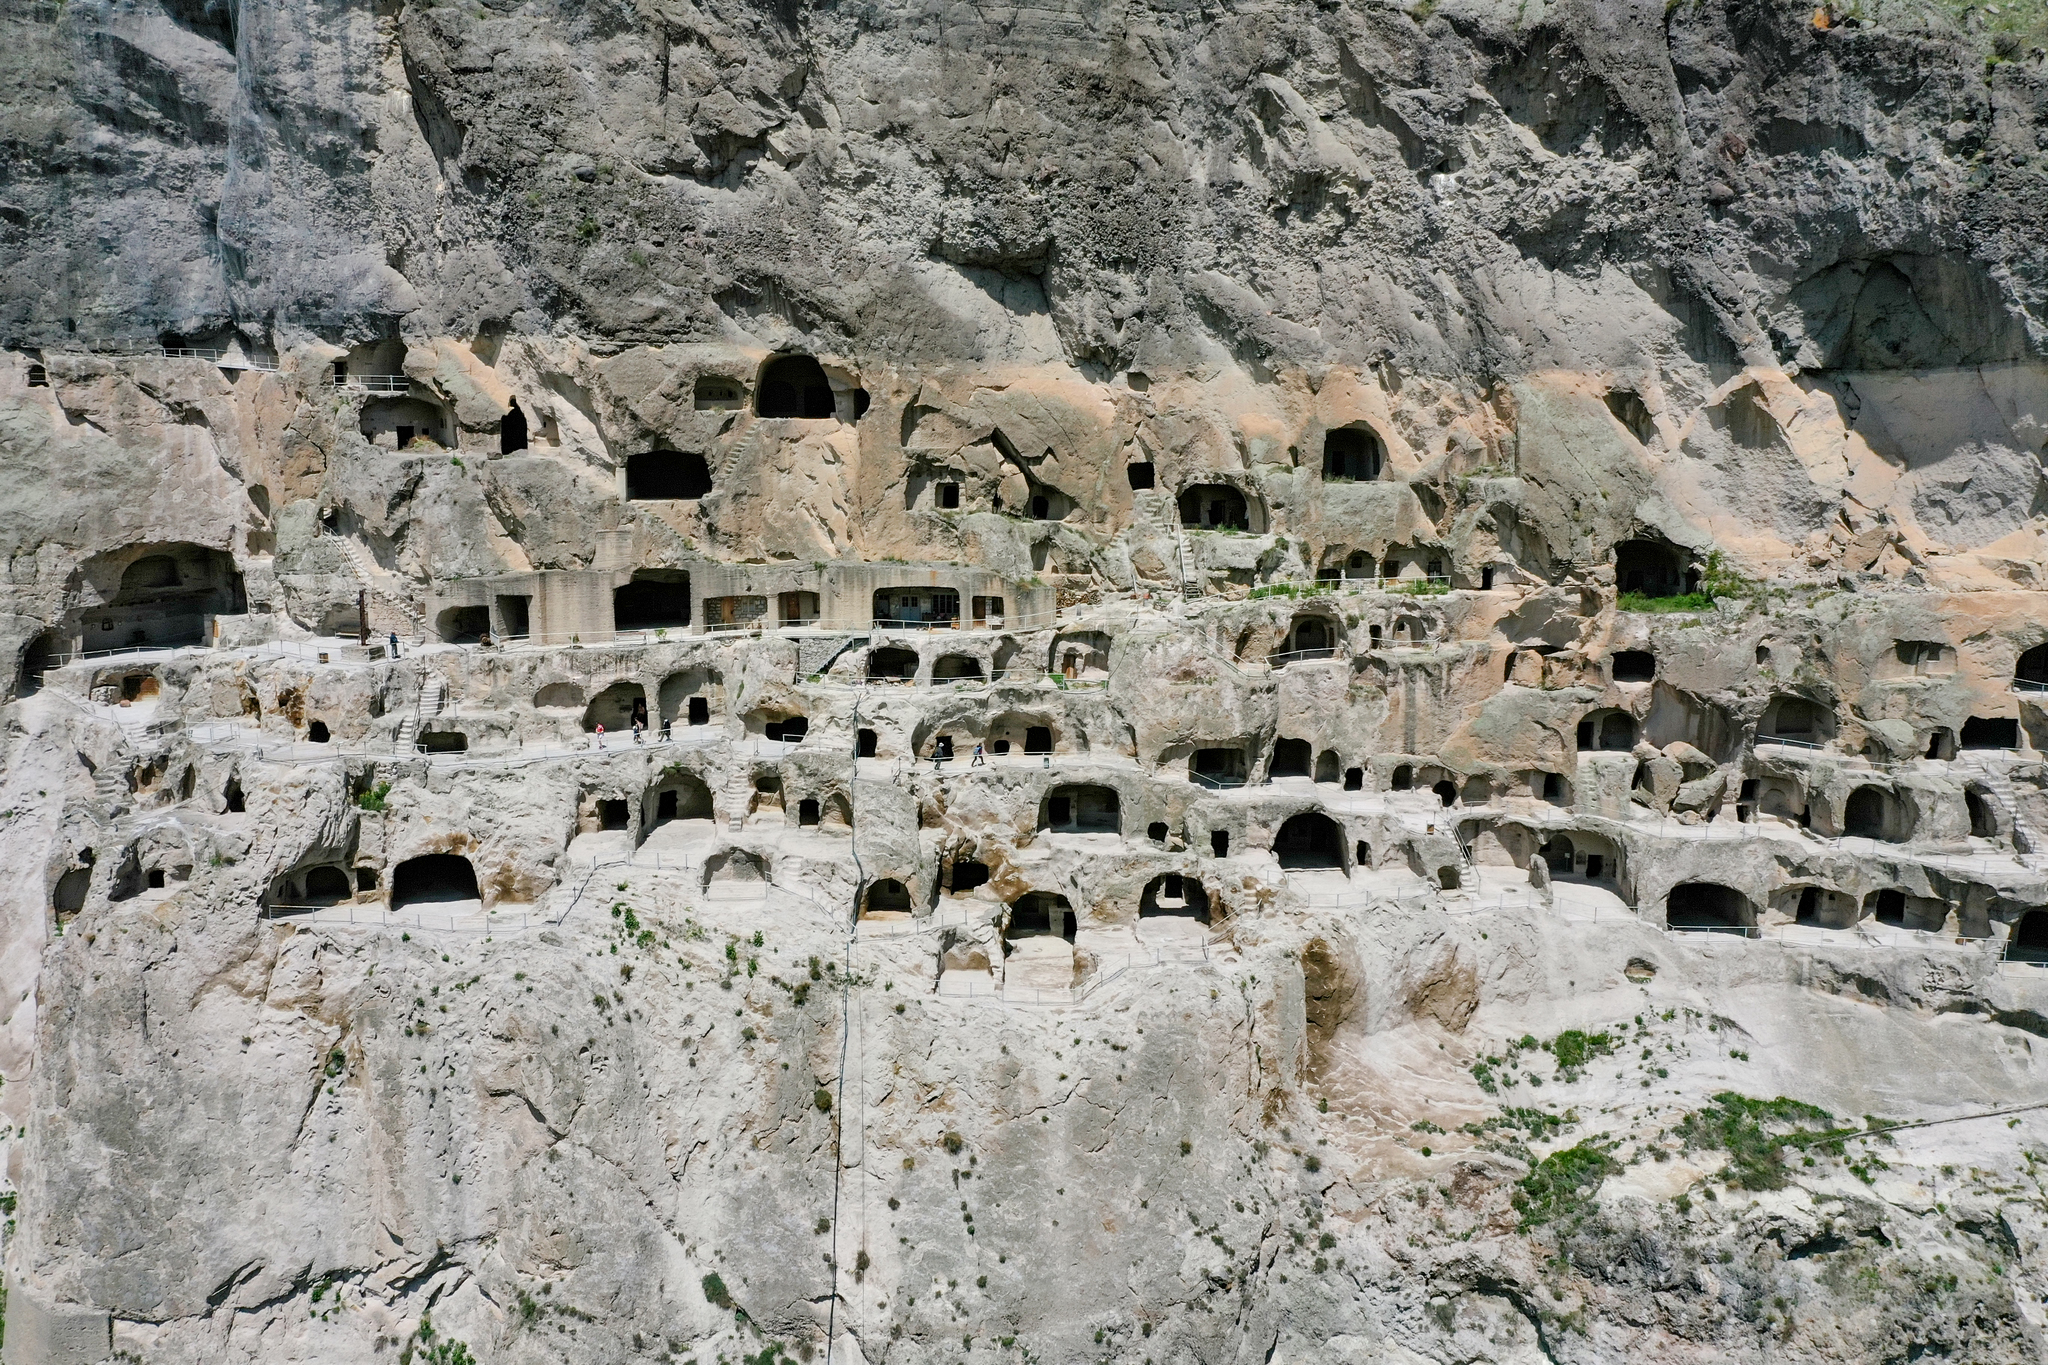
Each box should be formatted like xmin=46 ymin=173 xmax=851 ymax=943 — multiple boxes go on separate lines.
xmin=1005 ymin=892 xmax=1075 ymax=944
xmin=1614 ymin=539 xmax=1686 ymax=598
xmin=756 ymin=355 xmax=836 ymax=418
xmin=868 ymin=646 xmax=919 ymax=681
xmin=583 ymin=682 xmax=646 ymax=734
xmin=1322 ymin=426 xmax=1384 ymax=481
xmin=1274 ymin=812 xmax=1343 ymax=870
xmin=534 ymin=681 xmax=585 ymax=710
xmin=1665 ymin=882 xmax=1752 ymax=934
xmin=1177 ymin=484 xmax=1251 ymax=530
xmin=2017 ymin=643 xmax=2048 ymax=691
xmin=863 ymin=879 xmax=913 ymax=917
xmin=15 ymin=628 xmax=59 ymax=698
xmin=1270 ymin=739 xmax=1311 ymax=778
xmin=1284 ymin=616 xmax=1334 ymax=659
xmin=1844 ymin=785 xmax=1908 ymax=842
xmin=645 ymin=772 xmax=714 ymax=831
xmin=1140 ymin=873 xmax=1209 ymax=922
xmin=391 ymin=854 xmax=480 ymax=909
xmin=305 ymin=866 xmax=352 ymax=906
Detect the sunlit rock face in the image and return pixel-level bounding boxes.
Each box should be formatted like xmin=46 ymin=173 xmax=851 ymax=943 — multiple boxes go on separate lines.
xmin=6 ymin=3 xmax=2048 ymax=1364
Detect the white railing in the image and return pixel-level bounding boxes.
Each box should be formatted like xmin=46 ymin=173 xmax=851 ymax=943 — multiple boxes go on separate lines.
xmin=162 ymin=348 xmax=279 ymax=372
xmin=1258 ymin=572 xmax=1455 ymax=597
xmin=260 ymin=902 xmax=539 ymax=933
xmin=1667 ymin=921 xmax=2003 ymax=955
xmin=1755 ymin=735 xmax=1827 ymax=751
xmin=333 ymin=374 xmax=411 ymax=394
xmin=31 ymin=641 xmax=209 ymax=668
xmin=872 ymin=617 xmax=985 ymax=631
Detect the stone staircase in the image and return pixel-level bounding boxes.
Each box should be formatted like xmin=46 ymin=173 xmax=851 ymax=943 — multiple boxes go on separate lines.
xmin=715 ymin=416 xmax=766 ymax=490
xmin=330 ymin=534 xmax=425 ymax=639
xmin=1970 ymin=765 xmax=2040 ymax=855
xmin=722 ymin=767 xmax=753 ymax=832
xmin=90 ymin=759 xmax=128 ymax=815
xmin=396 ymin=675 xmax=446 ymax=749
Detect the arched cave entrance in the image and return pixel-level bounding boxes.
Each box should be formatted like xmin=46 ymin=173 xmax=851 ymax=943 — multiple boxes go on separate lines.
xmin=391 ymin=854 xmax=481 ymax=909
xmin=756 ymin=355 xmax=836 ymax=419
xmin=1274 ymin=811 xmax=1343 ymax=870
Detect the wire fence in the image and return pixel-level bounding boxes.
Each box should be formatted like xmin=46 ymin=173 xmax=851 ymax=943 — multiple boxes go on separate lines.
xmin=259 ymin=903 xmax=539 ymax=934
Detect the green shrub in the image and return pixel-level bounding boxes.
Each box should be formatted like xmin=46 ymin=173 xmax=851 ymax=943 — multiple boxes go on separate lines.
xmin=1549 ymin=1029 xmax=1614 ymax=1077
xmin=1513 ymin=1141 xmax=1618 ymax=1230
xmin=1675 ymin=1092 xmax=1851 ymax=1190
xmin=357 ymin=782 xmax=392 ymax=812
xmin=700 ymin=1273 xmax=733 ymax=1309
xmin=1617 ymin=590 xmax=1711 ymax=614
xmin=814 ymin=1088 xmax=833 ymax=1112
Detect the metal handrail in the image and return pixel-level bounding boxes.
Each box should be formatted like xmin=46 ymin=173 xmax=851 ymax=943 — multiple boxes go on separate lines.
xmin=162 ymin=348 xmax=279 ymax=372
xmin=1190 ymin=770 xmax=1249 ymax=790
xmin=28 ymin=642 xmax=209 ymax=669
xmin=1755 ymin=734 xmax=1826 ymax=751
xmin=1262 ymin=572 xmax=1455 ymax=595
xmin=1267 ymin=647 xmax=1338 ymax=667
xmin=259 ymin=902 xmax=535 ymax=933
xmin=332 ymin=375 xmax=412 ymax=394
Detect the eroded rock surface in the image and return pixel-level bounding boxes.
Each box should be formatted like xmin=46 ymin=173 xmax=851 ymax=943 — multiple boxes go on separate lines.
xmin=8 ymin=2 xmax=2048 ymax=1363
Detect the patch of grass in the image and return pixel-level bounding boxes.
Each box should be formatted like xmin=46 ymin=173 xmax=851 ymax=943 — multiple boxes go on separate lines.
xmin=1497 ymin=1106 xmax=1569 ymax=1139
xmin=1936 ymin=0 xmax=2048 ymax=60
xmin=357 ymin=781 xmax=391 ymax=812
xmin=1513 ymin=1141 xmax=1618 ymax=1231
xmin=1674 ymin=1092 xmax=1860 ymax=1190
xmin=1618 ymin=590 xmax=1713 ymax=614
xmin=700 ymin=1273 xmax=734 ymax=1310
xmin=1548 ymin=1029 xmax=1614 ymax=1078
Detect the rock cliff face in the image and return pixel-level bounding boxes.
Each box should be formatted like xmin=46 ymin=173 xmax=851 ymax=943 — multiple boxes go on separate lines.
xmin=9 ymin=2 xmax=2048 ymax=1364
